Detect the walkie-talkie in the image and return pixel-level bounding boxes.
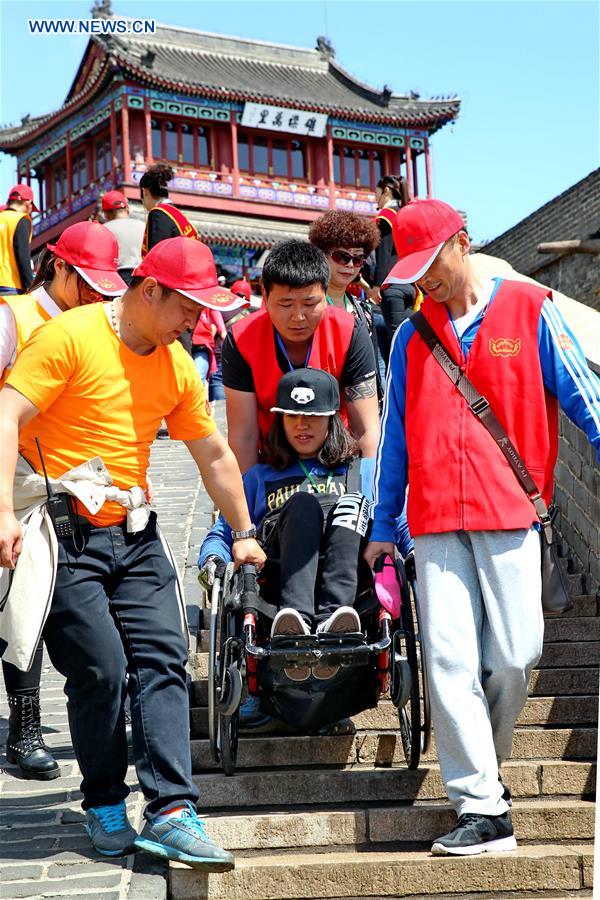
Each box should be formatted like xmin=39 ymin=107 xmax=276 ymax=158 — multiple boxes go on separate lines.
xmin=35 ymin=438 xmax=75 ymax=538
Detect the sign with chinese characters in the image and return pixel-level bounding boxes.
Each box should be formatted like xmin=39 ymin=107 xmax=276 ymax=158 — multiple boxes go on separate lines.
xmin=241 ymin=103 xmax=328 ymax=137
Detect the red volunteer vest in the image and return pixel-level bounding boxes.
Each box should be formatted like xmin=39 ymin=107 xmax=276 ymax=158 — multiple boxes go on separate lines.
xmin=375 ymin=207 xmax=397 ymax=229
xmin=233 ymin=306 xmax=355 ymax=443
xmin=141 ymin=202 xmax=198 ymax=257
xmin=405 ymin=279 xmax=558 ymax=535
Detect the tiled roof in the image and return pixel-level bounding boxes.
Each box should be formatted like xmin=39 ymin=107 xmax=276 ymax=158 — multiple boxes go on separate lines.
xmin=0 ymin=23 xmax=459 ymax=149
xmin=91 ymin=25 xmax=460 ymax=127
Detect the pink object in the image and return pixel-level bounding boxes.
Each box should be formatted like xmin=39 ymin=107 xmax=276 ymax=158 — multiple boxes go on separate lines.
xmin=374 ymin=554 xmax=402 ymax=619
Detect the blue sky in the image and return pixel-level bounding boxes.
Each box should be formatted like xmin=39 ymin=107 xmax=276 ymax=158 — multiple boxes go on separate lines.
xmin=0 ymin=0 xmax=598 ymax=242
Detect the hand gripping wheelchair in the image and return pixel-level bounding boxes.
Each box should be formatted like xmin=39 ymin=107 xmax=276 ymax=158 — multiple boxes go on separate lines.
xmin=207 ymin=556 xmax=431 ymax=776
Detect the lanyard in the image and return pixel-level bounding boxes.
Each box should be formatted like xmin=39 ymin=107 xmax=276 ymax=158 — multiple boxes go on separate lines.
xmin=326 ymin=293 xmax=352 ymax=312
xmin=275 ymin=330 xmax=312 ymax=371
xmin=298 ymin=460 xmax=333 ymax=493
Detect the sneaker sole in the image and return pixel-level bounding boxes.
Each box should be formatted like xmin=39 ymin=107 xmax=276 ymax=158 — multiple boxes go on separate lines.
xmin=85 ymin=827 xmax=138 ymax=857
xmin=431 ymin=834 xmax=517 ymax=856
xmin=134 ymin=836 xmax=235 ymax=871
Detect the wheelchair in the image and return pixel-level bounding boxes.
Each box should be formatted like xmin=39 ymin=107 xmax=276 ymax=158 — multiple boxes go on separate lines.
xmin=207 ymin=556 xmax=431 ymax=776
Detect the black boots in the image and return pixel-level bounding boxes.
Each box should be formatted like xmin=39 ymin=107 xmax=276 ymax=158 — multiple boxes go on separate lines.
xmin=6 ymin=692 xmax=60 ymax=780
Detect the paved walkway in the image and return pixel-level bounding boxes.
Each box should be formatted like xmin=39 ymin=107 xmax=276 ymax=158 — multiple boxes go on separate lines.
xmin=1 ymin=429 xmax=215 ymax=900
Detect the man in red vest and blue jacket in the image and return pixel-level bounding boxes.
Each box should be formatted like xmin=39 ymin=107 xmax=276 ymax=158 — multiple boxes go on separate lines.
xmin=365 ymin=199 xmax=600 ymax=857
xmin=222 ymin=240 xmax=380 ymax=472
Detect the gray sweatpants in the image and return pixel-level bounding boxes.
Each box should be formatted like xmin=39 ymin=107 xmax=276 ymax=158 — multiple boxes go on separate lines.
xmin=414 ymin=528 xmax=543 ymax=817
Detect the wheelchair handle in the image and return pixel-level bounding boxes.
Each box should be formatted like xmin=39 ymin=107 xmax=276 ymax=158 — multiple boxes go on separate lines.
xmin=241 ymin=563 xmax=258 ymax=594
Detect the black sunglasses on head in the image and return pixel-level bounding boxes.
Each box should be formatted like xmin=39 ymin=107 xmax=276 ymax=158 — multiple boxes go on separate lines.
xmin=329 ymin=249 xmax=367 ymax=267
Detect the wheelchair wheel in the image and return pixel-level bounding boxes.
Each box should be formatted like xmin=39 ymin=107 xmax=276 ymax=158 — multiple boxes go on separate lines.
xmin=207 ymin=577 xmax=221 ymax=763
xmin=397 ymin=593 xmax=421 ymax=770
xmin=411 ymin=578 xmax=432 ymax=755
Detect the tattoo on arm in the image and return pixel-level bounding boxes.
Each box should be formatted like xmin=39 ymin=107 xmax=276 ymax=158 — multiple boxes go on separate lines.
xmin=344 ymin=377 xmax=377 ymax=402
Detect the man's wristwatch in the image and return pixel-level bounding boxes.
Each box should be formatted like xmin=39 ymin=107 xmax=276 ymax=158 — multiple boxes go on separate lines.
xmin=231 ymin=525 xmax=257 ymax=541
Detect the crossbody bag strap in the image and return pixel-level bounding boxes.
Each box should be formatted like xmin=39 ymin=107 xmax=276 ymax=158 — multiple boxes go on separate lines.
xmin=411 ymin=311 xmax=552 ymax=541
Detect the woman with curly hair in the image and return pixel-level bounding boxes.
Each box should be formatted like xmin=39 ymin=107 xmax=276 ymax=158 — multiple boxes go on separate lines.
xmin=308 ymin=210 xmax=379 ymax=322
xmin=139 ymin=164 xmax=198 ymax=257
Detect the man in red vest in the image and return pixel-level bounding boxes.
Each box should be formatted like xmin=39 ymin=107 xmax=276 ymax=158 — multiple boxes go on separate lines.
xmin=365 ymin=199 xmax=600 ymax=857
xmin=222 ymin=240 xmax=380 ymax=472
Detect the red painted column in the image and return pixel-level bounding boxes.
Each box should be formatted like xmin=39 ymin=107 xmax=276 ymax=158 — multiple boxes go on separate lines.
xmin=405 ymin=140 xmax=414 ymax=199
xmin=230 ymin=112 xmax=240 ymax=198
xmin=412 ymin=153 xmax=419 ymax=198
xmin=25 ymin=159 xmax=31 ymax=186
xmin=121 ymin=102 xmax=131 ymax=184
xmin=326 ymin=126 xmax=336 ymax=208
xmin=110 ymin=100 xmax=118 ymax=183
xmin=425 ymin=140 xmax=433 ymax=198
xmin=66 ymin=132 xmax=73 ymax=214
xmin=144 ymin=96 xmax=153 ymax=165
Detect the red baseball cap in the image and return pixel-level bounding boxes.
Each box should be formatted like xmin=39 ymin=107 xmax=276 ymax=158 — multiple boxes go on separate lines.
xmin=8 ymin=183 xmax=39 ymax=212
xmin=230 ymin=279 xmax=252 ymax=302
xmin=384 ymin=199 xmax=465 ymax=285
xmin=101 ymin=190 xmax=128 ymax=212
xmin=133 ymin=237 xmax=247 ymax=311
xmin=47 ymin=222 xmax=127 ymax=296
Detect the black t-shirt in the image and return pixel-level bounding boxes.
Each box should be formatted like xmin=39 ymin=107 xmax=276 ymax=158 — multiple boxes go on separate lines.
xmin=146 ymin=206 xmax=182 ymax=252
xmin=222 ymin=317 xmax=376 ymax=392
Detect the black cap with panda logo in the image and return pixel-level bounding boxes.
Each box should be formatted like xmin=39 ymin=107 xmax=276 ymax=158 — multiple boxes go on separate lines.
xmin=270 ymin=367 xmax=340 ymax=416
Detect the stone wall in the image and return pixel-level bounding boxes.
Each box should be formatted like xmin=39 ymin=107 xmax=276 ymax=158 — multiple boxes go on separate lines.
xmin=531 ymin=251 xmax=600 ymax=311
xmin=554 ymin=410 xmax=600 ymax=593
xmin=483 ymin=168 xmax=600 ymax=281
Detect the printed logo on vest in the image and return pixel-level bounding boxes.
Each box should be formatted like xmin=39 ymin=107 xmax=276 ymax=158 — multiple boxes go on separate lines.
xmin=489 ymin=338 xmax=522 ymax=357
xmin=557 ymin=333 xmax=573 ymax=351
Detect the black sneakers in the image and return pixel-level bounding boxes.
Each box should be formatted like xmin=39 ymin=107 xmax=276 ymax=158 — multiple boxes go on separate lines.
xmin=431 ymin=811 xmax=517 ymax=856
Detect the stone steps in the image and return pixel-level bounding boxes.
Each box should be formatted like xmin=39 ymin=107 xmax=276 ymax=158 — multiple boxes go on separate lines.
xmin=189 ymin=800 xmax=596 ymax=852
xmin=170 ymin=843 xmax=594 ymax=900
xmin=190 ymin=694 xmax=598 ymax=737
xmin=193 ymin=759 xmax=596 ymax=809
xmin=190 ymin=725 xmax=597 ymax=772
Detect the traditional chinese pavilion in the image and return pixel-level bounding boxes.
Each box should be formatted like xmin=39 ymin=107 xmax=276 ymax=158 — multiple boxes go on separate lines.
xmin=0 ymin=2 xmax=460 ymax=278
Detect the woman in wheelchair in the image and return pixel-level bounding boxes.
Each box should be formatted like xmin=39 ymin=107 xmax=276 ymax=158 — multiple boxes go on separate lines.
xmin=199 ymin=367 xmax=375 ymax=674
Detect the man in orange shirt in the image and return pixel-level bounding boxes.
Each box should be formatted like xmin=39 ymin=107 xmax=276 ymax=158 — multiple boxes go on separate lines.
xmin=0 ymin=237 xmax=265 ymax=870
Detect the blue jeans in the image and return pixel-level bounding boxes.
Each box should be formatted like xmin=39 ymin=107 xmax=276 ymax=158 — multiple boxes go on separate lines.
xmin=209 ymin=356 xmax=225 ymax=402
xmin=42 ymin=512 xmax=198 ymax=819
xmin=192 ymin=347 xmax=210 ymax=382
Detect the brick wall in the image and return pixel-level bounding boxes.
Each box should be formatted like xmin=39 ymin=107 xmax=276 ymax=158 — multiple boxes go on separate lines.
xmin=554 ymin=411 xmax=600 ymax=593
xmin=483 ymin=168 xmax=600 ymax=279
xmin=531 ymin=252 xmax=600 ymax=311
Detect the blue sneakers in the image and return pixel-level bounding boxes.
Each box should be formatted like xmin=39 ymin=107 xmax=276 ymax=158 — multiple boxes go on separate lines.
xmin=85 ymin=801 xmax=138 ymax=856
xmin=135 ymin=801 xmax=234 ymax=871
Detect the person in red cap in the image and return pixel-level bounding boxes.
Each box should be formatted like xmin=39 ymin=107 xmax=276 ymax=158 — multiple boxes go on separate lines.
xmin=230 ymin=279 xmax=251 ymax=303
xmin=101 ymin=190 xmax=146 ymax=286
xmin=0 ymin=184 xmax=39 ymax=294
xmin=0 ymin=220 xmax=125 ymax=783
xmin=0 ymin=236 xmax=263 ymax=868
xmin=365 ymin=198 xmax=600 ymax=856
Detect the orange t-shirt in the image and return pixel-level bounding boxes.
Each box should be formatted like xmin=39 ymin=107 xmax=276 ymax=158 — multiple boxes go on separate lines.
xmin=7 ymin=303 xmax=216 ymax=526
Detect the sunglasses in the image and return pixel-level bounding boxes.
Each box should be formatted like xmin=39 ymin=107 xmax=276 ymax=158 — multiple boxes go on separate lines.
xmin=329 ymin=250 xmax=367 ymax=267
